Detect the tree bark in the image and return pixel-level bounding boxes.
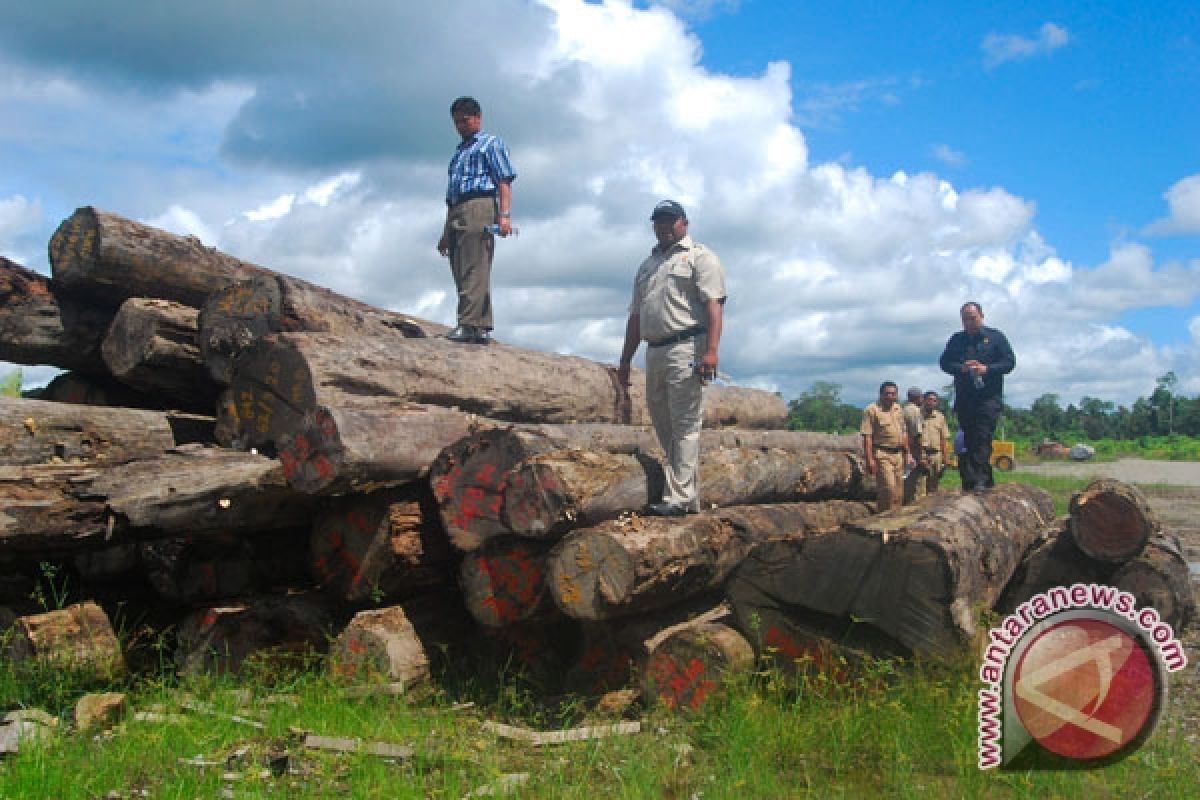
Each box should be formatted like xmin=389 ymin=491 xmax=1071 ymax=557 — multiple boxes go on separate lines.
xmin=32 ymin=371 xmax=165 ymax=410
xmin=174 ymin=592 xmax=335 ymax=675
xmin=101 ymin=297 xmax=221 ymax=412
xmin=457 ymin=536 xmax=557 ymax=627
xmin=0 ymin=396 xmax=176 ymax=466
xmin=0 ymin=257 xmax=112 ymax=375
xmin=198 ymin=274 xmax=450 ymax=384
xmin=310 ymin=486 xmax=455 ymax=605
xmin=725 ymin=484 xmax=1056 ymax=659
xmin=218 ymin=331 xmax=788 ymax=456
xmin=430 ymin=426 xmax=862 ymax=552
xmin=6 ymin=601 xmax=125 ymax=678
xmin=0 ymin=445 xmax=319 ymax=554
xmin=641 ymin=621 xmax=754 ymax=711
xmin=1110 ymin=532 xmax=1195 ymax=633
xmin=503 ymin=446 xmax=871 ymax=540
xmin=547 ymin=500 xmax=873 ymax=622
xmin=329 ymin=592 xmax=476 ymax=686
xmin=995 ymin=519 xmax=1112 ymax=614
xmin=1068 ymin=478 xmax=1160 ymax=563
xmin=48 ymin=207 xmax=267 ymax=308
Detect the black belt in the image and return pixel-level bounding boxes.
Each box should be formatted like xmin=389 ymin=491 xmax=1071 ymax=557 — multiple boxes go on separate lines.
xmin=875 ymin=446 xmax=903 ymax=453
xmin=646 ymin=326 xmax=706 ymax=347
xmin=449 ymin=190 xmax=496 ymax=206
xmin=924 ymin=448 xmax=941 ymax=454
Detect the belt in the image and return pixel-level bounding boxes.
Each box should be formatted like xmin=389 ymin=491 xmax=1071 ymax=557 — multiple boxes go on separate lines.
xmin=646 ymin=326 xmax=706 ymax=347
xmin=924 ymin=448 xmax=941 ymax=454
xmin=449 ymin=190 xmax=496 ymax=206
xmin=875 ymin=446 xmax=903 ymax=453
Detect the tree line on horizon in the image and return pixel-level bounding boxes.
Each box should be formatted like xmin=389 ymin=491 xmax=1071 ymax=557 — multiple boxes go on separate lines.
xmin=787 ymin=372 xmax=1200 ymax=441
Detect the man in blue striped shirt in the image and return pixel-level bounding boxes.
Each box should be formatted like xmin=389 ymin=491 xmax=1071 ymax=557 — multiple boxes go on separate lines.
xmin=437 ymin=96 xmax=517 ymax=344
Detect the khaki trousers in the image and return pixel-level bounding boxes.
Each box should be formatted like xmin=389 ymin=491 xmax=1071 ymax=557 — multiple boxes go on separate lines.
xmin=917 ymin=451 xmax=944 ymax=499
xmin=644 ymin=336 xmax=705 ymax=510
xmin=443 ymin=196 xmax=495 ymax=329
xmin=873 ymin=449 xmax=905 ymax=511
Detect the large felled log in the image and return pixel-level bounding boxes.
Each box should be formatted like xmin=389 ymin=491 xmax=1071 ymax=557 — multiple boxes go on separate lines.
xmin=0 ymin=257 xmax=112 ymax=375
xmin=1110 ymin=533 xmax=1195 ymax=633
xmin=48 ymin=207 xmax=266 ymax=308
xmin=140 ymin=528 xmax=311 ymax=605
xmin=198 ymin=274 xmax=450 ymax=384
xmin=218 ymin=331 xmax=788 ymax=456
xmin=458 ymin=537 xmax=557 ymax=627
xmin=311 ymin=486 xmax=454 ymax=605
xmin=641 ymin=621 xmax=754 ymax=712
xmin=725 ymin=484 xmax=1056 ymax=659
xmin=1068 ymin=479 xmax=1160 ymax=563
xmin=329 ymin=592 xmax=475 ymax=686
xmin=548 ymin=501 xmax=873 ymax=622
xmin=430 ymin=426 xmax=862 ymax=551
xmin=0 ymin=445 xmax=319 ymax=554
xmin=995 ymin=519 xmax=1112 ymax=613
xmin=32 ymin=371 xmax=165 ymax=410
xmin=5 ymin=601 xmax=125 ymax=678
xmin=101 ymin=297 xmax=221 ymax=412
xmin=503 ymin=446 xmax=870 ymax=540
xmin=0 ymin=396 xmax=175 ymax=466
xmin=174 ymin=593 xmax=335 ymax=675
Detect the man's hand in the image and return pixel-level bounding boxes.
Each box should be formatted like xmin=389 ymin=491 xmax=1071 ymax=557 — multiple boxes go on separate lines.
xmin=694 ymin=351 xmax=719 ymax=383
xmin=496 ymin=217 xmax=513 ymax=237
xmin=437 ymin=234 xmax=449 ymax=257
xmin=864 ymin=456 xmax=877 ymax=476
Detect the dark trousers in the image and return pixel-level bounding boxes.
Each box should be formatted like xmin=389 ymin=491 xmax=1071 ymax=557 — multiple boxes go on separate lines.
xmin=444 ymin=196 xmax=495 ymax=329
xmin=958 ymin=401 xmax=1001 ymax=490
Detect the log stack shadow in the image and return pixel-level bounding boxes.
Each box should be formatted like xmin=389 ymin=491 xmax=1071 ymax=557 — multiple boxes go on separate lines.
xmin=1 ymin=208 xmax=1192 ymax=710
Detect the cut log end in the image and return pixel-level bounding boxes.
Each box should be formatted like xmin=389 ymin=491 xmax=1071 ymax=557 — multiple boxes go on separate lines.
xmin=48 ymin=207 xmax=101 ymax=285
xmin=280 ymin=408 xmax=345 ymax=494
xmin=198 ymin=276 xmax=284 ymax=384
xmin=1068 ymin=480 xmax=1159 ymax=563
xmin=547 ymin=532 xmax=635 ymax=621
xmin=641 ymin=622 xmax=753 ymax=711
xmin=458 ymin=539 xmax=552 ymax=627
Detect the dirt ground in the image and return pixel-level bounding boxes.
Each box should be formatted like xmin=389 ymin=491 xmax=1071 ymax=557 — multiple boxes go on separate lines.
xmin=1018 ymin=459 xmax=1200 ymax=748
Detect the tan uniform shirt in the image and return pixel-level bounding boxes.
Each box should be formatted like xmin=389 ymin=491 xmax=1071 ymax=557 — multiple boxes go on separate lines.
xmin=629 ymin=235 xmax=726 ymax=343
xmin=903 ymin=402 xmax=923 ymax=448
xmin=921 ymin=409 xmax=950 ymax=454
xmin=860 ymin=402 xmax=905 ymax=450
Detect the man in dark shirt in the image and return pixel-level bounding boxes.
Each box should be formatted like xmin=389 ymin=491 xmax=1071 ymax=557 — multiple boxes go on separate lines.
xmin=939 ymin=301 xmax=1015 ymax=491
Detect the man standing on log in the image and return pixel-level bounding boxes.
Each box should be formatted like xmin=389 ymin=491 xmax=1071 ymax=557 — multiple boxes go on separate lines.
xmin=617 ymin=200 xmax=726 ymax=517
xmin=939 ymin=301 xmax=1015 ymax=491
xmin=860 ymin=381 xmax=909 ymax=511
xmin=916 ymin=389 xmax=950 ymax=499
xmin=437 ymin=96 xmax=516 ymax=345
xmin=901 ymin=386 xmax=924 ymax=505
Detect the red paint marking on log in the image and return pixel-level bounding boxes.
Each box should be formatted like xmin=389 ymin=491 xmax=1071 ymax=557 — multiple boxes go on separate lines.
xmin=291 ymin=433 xmax=312 ymax=461
xmin=474 ymin=463 xmax=498 ymax=486
xmin=346 ymin=636 xmax=367 ymax=656
xmin=481 ymin=595 xmax=517 ymax=623
xmin=313 ymin=454 xmax=335 ymax=479
xmin=346 ymin=510 xmax=372 ymax=534
xmin=317 ymin=409 xmax=337 ymax=437
xmin=200 ymin=610 xmax=219 ymax=630
xmin=453 ymin=486 xmax=485 ymax=528
xmin=764 ymin=625 xmax=804 ymax=660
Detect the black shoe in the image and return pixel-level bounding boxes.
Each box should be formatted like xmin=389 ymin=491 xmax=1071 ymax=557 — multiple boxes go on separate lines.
xmin=646 ymin=502 xmax=688 ymax=517
xmin=473 ymin=329 xmax=492 ymax=345
xmin=446 ymin=325 xmax=477 ymax=343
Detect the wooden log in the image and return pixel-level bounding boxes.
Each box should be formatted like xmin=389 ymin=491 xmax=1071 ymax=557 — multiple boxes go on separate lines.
xmin=329 ymin=592 xmax=475 ymax=686
xmin=0 ymin=396 xmax=175 ymax=466
xmin=1068 ymin=478 xmax=1160 ymax=563
xmin=198 ymin=274 xmax=450 ymax=384
xmin=0 ymin=256 xmax=112 ymax=374
xmin=430 ymin=426 xmax=862 ymax=552
xmin=101 ymin=297 xmax=221 ymax=412
xmin=33 ymin=370 xmax=165 ymax=410
xmin=311 ymin=486 xmax=454 ymax=605
xmin=218 ymin=331 xmax=788 ymax=455
xmin=48 ymin=206 xmax=267 ymax=308
xmin=5 ymin=601 xmax=125 ymax=677
xmin=0 ymin=445 xmax=319 ymax=554
xmin=1110 ymin=533 xmax=1195 ymax=633
xmin=725 ymin=484 xmax=1056 ymax=659
xmin=565 ymin=601 xmax=730 ymax=696
xmin=458 ymin=537 xmax=557 ymax=627
xmin=548 ymin=500 xmax=874 ymax=622
xmin=641 ymin=621 xmax=754 ymax=711
xmin=175 ymin=593 xmax=335 ymax=675
xmin=994 ymin=520 xmax=1112 ymax=614
xmin=504 ymin=446 xmax=870 ymax=540
xmin=140 ymin=528 xmax=311 ymax=605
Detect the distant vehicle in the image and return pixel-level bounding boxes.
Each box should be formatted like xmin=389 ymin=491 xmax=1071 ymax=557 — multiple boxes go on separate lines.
xmin=945 ymin=438 xmax=1016 ymax=471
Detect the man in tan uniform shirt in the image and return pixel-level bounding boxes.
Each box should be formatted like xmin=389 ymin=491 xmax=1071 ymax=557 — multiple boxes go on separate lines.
xmin=901 ymin=386 xmax=924 ymax=505
xmin=617 ymin=200 xmax=726 ymax=516
xmin=860 ymin=381 xmax=909 ymax=512
xmin=917 ymin=390 xmax=951 ymax=499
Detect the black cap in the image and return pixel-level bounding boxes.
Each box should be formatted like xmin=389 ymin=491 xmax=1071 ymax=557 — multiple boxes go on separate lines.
xmin=650 ymin=199 xmax=687 ymax=220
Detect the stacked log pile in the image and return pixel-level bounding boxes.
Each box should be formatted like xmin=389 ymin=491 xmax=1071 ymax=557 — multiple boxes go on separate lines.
xmin=1 ymin=208 xmax=1192 ymax=709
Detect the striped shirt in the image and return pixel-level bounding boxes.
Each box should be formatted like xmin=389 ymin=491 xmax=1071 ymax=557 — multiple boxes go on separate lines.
xmin=446 ymin=132 xmax=516 ymax=206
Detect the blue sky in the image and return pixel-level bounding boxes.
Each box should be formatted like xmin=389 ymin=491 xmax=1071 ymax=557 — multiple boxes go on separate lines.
xmin=1 ymin=0 xmax=1197 ymax=408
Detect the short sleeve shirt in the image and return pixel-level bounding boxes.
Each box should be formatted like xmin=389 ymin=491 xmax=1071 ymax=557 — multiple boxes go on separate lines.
xmin=903 ymin=402 xmax=924 ymax=443
xmin=860 ymin=402 xmax=905 ymax=449
xmin=629 ymin=236 xmax=726 ymax=343
xmin=921 ymin=409 xmax=950 ymax=453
